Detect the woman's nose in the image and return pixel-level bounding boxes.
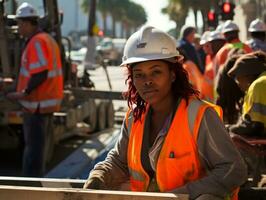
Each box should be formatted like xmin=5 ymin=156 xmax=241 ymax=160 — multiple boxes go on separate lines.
xmin=144 ymin=80 xmax=153 ymax=86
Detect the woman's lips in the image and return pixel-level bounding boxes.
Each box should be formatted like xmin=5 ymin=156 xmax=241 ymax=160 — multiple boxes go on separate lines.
xmin=142 ymin=89 xmax=158 ymax=95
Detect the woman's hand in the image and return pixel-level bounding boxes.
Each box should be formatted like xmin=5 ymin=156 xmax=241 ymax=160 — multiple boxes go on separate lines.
xmin=83 ymin=178 xmax=105 ymax=189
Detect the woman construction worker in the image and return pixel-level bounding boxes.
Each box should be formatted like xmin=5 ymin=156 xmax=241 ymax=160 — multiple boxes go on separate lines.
xmin=83 ymin=26 xmax=247 ymax=200
xmin=228 ymin=51 xmax=266 ymax=135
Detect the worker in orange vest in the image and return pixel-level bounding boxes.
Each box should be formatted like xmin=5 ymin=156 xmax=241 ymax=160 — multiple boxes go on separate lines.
xmin=177 ymin=47 xmax=204 ymax=97
xmin=214 ymin=20 xmax=252 ymax=75
xmin=83 ymin=26 xmax=247 ymax=200
xmin=6 ymin=3 xmax=63 ymax=177
xmin=202 ymin=31 xmax=226 ymax=102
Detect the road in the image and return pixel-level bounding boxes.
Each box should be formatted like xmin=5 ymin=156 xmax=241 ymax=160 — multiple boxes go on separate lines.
xmin=0 ymin=66 xmax=127 ymax=178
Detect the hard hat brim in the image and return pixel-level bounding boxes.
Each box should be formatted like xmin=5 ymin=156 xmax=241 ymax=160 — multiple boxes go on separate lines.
xmin=120 ymin=53 xmax=180 ymax=66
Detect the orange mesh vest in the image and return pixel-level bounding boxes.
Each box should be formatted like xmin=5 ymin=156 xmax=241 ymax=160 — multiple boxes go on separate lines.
xmin=17 ymin=32 xmax=63 ymax=113
xmin=127 ymin=98 xmax=238 ymax=200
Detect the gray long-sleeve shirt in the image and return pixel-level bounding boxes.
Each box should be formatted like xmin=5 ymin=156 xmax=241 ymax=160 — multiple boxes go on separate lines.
xmin=86 ymin=107 xmax=247 ymax=199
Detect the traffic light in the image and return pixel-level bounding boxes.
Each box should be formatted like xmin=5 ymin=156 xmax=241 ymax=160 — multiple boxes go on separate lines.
xmin=220 ymin=1 xmax=235 ymax=21
xmin=207 ymin=9 xmax=218 ymax=28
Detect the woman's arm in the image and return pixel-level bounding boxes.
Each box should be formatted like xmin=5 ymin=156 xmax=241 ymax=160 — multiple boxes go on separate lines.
xmin=83 ymin=118 xmax=130 ymax=190
xmin=186 ymin=108 xmax=247 ymax=199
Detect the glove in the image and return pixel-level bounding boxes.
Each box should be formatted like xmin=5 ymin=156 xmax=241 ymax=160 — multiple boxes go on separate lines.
xmin=83 ymin=178 xmax=106 ymax=189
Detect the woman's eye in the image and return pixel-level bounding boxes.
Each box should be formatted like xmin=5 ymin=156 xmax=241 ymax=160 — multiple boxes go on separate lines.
xmin=152 ymin=70 xmax=161 ymax=75
xmin=134 ymin=73 xmax=142 ymax=79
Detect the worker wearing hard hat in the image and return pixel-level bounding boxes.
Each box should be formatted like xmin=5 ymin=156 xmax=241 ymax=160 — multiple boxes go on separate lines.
xmin=246 ymin=18 xmax=266 ymax=52
xmin=228 ymin=51 xmax=266 ymax=135
xmin=179 ymin=31 xmax=210 ymax=98
xmin=177 ymin=26 xmax=204 ymax=74
xmin=84 ymin=26 xmax=247 ymax=200
xmin=6 ymin=2 xmax=63 ymax=177
xmin=214 ymin=20 xmax=252 ymax=76
xmin=202 ymin=31 xmax=226 ymax=102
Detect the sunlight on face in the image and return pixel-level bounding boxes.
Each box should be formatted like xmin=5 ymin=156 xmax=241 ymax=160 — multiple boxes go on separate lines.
xmin=132 ymin=60 xmax=175 ymax=105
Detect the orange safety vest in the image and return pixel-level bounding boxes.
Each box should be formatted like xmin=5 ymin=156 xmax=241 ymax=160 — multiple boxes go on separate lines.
xmin=215 ymin=39 xmax=252 ymax=74
xmin=127 ymin=98 xmax=238 ymax=200
xmin=202 ymin=56 xmax=215 ymax=102
xmin=17 ymin=32 xmax=63 ymax=113
xmin=183 ymin=61 xmax=204 ymax=97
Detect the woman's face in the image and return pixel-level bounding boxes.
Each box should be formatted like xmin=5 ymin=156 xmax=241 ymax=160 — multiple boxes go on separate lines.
xmin=132 ymin=60 xmax=175 ymax=106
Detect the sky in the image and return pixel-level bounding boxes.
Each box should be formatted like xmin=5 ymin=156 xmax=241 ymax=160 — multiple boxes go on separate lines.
xmin=131 ymin=0 xmax=176 ymax=32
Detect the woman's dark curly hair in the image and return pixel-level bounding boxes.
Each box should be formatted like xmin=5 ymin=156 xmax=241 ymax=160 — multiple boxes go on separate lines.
xmin=123 ymin=59 xmax=199 ymax=122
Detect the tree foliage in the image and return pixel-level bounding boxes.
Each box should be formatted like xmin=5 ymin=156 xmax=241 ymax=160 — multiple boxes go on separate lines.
xmin=81 ymin=0 xmax=147 ymax=38
xmin=162 ymin=0 xmax=213 ymax=34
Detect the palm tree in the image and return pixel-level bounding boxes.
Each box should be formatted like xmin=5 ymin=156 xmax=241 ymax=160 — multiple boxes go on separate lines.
xmin=162 ymin=0 xmax=213 ymax=33
xmin=81 ymin=0 xmax=147 ymax=38
xmin=81 ymin=0 xmax=110 ymax=35
xmin=162 ymin=0 xmax=188 ymax=36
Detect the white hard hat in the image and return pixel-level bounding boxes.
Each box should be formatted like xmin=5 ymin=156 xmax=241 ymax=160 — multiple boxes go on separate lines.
xmin=216 ymin=23 xmax=224 ymax=33
xmin=199 ymin=31 xmax=210 ymax=45
xmin=16 ymin=2 xmax=39 ymax=18
xmin=121 ymin=26 xmax=180 ymax=66
xmin=208 ymin=31 xmax=225 ymax=42
xmin=248 ymin=18 xmax=266 ymax=32
xmin=222 ymin=20 xmax=239 ymax=33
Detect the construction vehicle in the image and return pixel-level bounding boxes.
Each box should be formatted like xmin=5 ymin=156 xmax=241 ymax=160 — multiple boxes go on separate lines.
xmin=0 ymin=0 xmax=122 ymax=165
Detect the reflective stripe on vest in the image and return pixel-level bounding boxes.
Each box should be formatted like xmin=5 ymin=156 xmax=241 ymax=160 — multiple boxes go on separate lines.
xmin=48 ymin=68 xmax=62 ymax=78
xmin=128 ymin=167 xmax=145 ymax=181
xmin=20 ymin=99 xmax=61 ymax=110
xmin=29 ymin=41 xmax=47 ymax=70
xmin=20 ymin=66 xmax=30 ymax=77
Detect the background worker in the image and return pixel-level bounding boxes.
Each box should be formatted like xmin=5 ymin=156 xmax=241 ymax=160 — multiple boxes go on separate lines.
xmin=202 ymin=31 xmax=226 ymax=102
xmin=228 ymin=51 xmax=266 ymax=136
xmin=6 ymin=2 xmax=63 ymax=177
xmin=215 ymin=20 xmax=252 ymax=75
xmin=177 ymin=47 xmax=204 ymax=98
xmin=84 ymin=26 xmax=247 ymax=200
xmin=177 ymin=25 xmax=204 ymax=74
xmin=194 ymin=33 xmax=206 ymax=68
xmin=246 ymin=18 xmax=266 ymax=52
xmin=215 ymin=49 xmax=244 ymax=124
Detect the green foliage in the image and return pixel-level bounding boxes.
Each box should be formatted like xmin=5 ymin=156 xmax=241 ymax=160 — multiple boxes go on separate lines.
xmin=162 ymin=0 xmax=213 ymax=33
xmin=81 ymin=0 xmax=147 ymax=37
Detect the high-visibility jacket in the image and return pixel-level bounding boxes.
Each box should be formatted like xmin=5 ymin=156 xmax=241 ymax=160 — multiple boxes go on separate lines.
xmin=202 ymin=55 xmax=215 ymax=102
xmin=183 ymin=59 xmax=214 ymax=102
xmin=242 ymin=71 xmax=266 ymax=131
xmin=183 ymin=60 xmax=204 ymax=95
xmin=215 ymin=39 xmax=252 ymax=75
xmin=17 ymin=32 xmax=63 ymax=113
xmin=127 ymin=98 xmax=238 ymax=200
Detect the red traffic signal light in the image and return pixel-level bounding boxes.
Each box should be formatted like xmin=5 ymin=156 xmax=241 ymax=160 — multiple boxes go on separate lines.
xmin=207 ymin=10 xmax=218 ymax=28
xmin=222 ymin=2 xmax=231 ymax=13
xmin=220 ymin=1 xmax=235 ymax=20
xmin=208 ymin=11 xmax=215 ymax=21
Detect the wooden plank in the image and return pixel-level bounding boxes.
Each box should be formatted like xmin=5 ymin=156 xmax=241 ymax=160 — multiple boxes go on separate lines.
xmin=0 ymin=185 xmax=189 ymax=200
xmin=0 ymin=176 xmax=85 ymax=188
